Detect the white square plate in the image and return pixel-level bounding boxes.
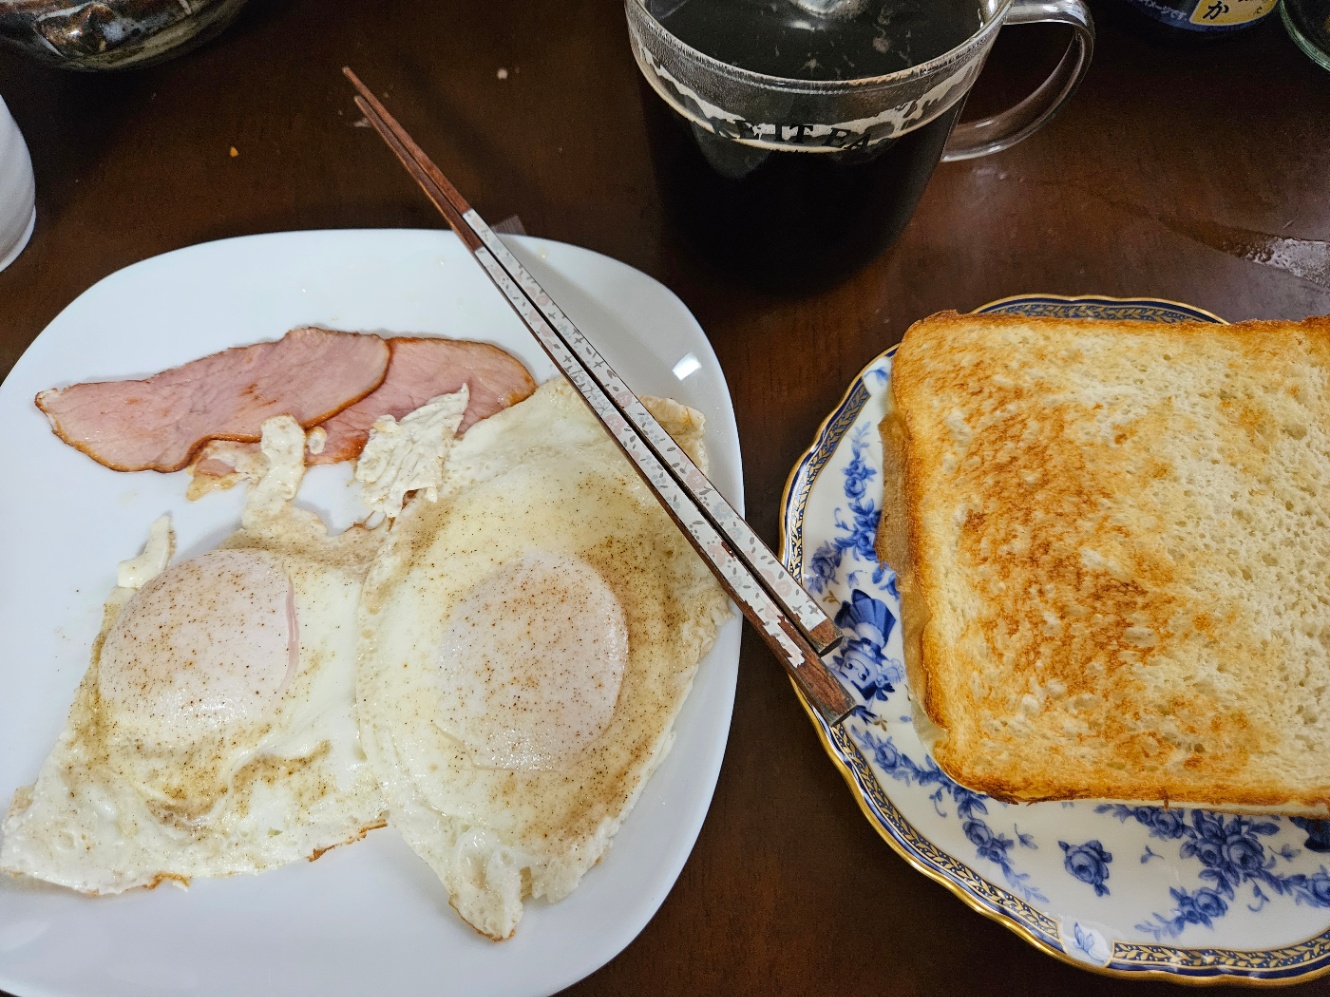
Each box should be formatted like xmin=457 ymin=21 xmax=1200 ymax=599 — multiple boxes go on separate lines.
xmin=0 ymin=229 xmax=743 ymax=997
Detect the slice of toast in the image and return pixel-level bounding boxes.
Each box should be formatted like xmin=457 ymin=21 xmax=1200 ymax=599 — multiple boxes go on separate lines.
xmin=875 ymin=310 xmax=1330 ymax=814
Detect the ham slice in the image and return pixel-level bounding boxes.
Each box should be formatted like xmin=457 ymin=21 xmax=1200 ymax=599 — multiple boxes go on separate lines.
xmin=309 ymin=337 xmax=536 ymax=464
xmin=35 ymin=328 xmax=390 ymax=473
xmin=190 ymin=336 xmax=536 ymax=481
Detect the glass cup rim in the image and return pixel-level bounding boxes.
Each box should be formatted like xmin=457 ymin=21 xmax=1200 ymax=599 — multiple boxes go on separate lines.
xmin=626 ymin=0 xmax=1015 ymax=93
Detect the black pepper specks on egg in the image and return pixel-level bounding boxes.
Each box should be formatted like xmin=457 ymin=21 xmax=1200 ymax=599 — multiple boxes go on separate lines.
xmin=353 ymin=379 xmax=731 ymax=938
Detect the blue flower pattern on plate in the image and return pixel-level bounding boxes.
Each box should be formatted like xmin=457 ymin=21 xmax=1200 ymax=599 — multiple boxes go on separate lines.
xmin=807 ymin=425 xmax=887 ymax=596
xmin=1292 ymin=818 xmax=1330 ymax=853
xmin=1060 ymin=840 xmax=1113 ymax=896
xmin=830 ymin=589 xmax=900 ymax=708
xmin=855 ymin=726 xmax=1048 ymax=904
xmin=1095 ymin=806 xmax=1330 ymax=938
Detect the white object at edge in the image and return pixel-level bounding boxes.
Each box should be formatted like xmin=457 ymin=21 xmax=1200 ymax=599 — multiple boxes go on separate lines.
xmin=0 ymin=94 xmax=35 ymax=273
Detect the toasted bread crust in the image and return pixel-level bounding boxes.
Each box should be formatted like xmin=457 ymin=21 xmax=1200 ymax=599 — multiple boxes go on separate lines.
xmin=876 ymin=382 xmax=939 ymax=752
xmin=876 ymin=310 xmax=1330 ymax=813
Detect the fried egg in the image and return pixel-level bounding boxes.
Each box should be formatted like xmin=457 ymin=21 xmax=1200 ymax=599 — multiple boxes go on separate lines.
xmin=357 ymin=379 xmax=732 ymax=940
xmin=0 ymin=417 xmax=385 ymax=893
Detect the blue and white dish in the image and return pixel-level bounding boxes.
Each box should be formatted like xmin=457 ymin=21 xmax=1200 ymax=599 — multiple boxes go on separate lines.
xmin=779 ymin=294 xmax=1330 ymax=985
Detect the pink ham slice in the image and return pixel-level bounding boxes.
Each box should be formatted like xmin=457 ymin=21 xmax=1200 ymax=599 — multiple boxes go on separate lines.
xmin=192 ymin=337 xmax=536 ymax=477
xmin=309 ymin=337 xmax=536 ymax=464
xmin=36 ymin=328 xmax=391 ymax=473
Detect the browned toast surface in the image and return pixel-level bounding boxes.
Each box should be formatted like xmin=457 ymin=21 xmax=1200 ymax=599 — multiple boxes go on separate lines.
xmin=875 ymin=311 xmax=1330 ymax=813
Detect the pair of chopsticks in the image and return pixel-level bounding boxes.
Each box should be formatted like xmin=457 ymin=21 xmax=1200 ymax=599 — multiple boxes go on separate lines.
xmin=343 ymin=68 xmax=853 ymax=725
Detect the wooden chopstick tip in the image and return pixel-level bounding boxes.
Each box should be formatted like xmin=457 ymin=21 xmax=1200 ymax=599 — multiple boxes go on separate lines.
xmin=343 ymin=66 xmax=386 ymax=107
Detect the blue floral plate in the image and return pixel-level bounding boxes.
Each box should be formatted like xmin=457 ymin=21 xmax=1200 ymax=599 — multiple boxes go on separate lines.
xmin=779 ymin=294 xmax=1330 ymax=985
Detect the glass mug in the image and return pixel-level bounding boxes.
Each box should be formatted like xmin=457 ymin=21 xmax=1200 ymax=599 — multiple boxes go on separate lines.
xmin=626 ymin=0 xmax=1095 ymax=290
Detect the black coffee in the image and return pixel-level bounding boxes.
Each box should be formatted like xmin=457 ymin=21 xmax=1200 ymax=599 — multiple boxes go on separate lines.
xmin=641 ymin=90 xmax=963 ymax=290
xmin=640 ymin=0 xmax=983 ymax=289
xmin=650 ymin=0 xmax=985 ymax=81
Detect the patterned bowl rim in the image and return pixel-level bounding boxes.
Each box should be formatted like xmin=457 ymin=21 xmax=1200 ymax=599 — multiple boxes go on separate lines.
xmin=777 ymin=293 xmax=1330 ymax=986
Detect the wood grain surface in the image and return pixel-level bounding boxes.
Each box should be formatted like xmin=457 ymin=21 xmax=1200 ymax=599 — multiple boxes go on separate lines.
xmin=1 ymin=1 xmax=1328 ymax=994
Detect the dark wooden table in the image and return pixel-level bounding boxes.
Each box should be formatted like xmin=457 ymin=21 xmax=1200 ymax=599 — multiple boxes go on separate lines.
xmin=2 ymin=2 xmax=1328 ymax=994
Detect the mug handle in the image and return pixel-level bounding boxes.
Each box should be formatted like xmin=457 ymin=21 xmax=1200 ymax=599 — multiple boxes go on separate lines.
xmin=941 ymin=0 xmax=1095 ymax=162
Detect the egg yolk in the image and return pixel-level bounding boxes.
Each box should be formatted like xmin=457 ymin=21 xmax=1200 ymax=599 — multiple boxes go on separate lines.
xmin=98 ymin=549 xmax=297 ymax=746
xmin=436 ymin=549 xmax=628 ymax=771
